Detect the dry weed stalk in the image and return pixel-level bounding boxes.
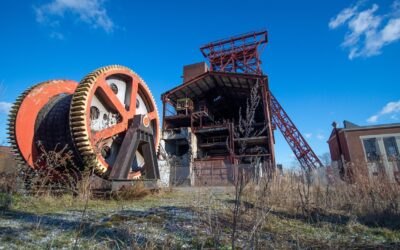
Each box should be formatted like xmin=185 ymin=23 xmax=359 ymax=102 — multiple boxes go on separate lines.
xmin=231 ymin=81 xmax=272 ymax=249
xmin=248 ymin=163 xmax=400 ymax=227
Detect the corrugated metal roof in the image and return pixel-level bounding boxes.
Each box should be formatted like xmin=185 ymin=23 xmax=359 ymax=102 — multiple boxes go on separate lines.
xmin=162 ymin=71 xmax=267 ymax=103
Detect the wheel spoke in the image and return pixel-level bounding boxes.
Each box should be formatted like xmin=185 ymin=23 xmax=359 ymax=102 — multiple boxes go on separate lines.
xmin=92 ymin=122 xmax=128 ymax=144
xmin=98 ymin=80 xmax=128 ymax=120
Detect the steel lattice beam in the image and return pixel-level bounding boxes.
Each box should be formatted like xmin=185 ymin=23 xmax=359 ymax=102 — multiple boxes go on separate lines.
xmin=270 ymin=93 xmax=323 ymax=171
xmin=200 ymin=30 xmax=323 ymax=170
xmin=200 ymin=31 xmax=267 ymax=75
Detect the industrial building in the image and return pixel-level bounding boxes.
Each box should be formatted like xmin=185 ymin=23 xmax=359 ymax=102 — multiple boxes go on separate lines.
xmin=160 ymin=31 xmax=322 ymax=186
xmin=161 ymin=62 xmax=273 ymax=185
xmin=328 ymin=121 xmax=400 ymax=183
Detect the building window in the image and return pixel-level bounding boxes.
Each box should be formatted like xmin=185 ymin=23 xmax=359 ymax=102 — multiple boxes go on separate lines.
xmin=384 ymin=137 xmax=399 ymax=161
xmin=384 ymin=137 xmax=400 ymax=182
xmin=363 ymin=138 xmax=380 ymax=162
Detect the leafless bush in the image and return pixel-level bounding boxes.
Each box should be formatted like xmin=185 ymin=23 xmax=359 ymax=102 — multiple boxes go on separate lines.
xmin=25 ymin=142 xmax=82 ymax=196
xmin=114 ymin=182 xmax=151 ymax=200
xmin=230 ymin=81 xmax=272 ymax=249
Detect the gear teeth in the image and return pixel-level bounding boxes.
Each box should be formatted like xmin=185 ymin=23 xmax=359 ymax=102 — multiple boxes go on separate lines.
xmin=71 ymin=128 xmax=86 ymax=133
xmin=80 ymin=150 xmax=94 ymax=155
xmin=70 ymin=110 xmax=86 ymax=116
xmin=73 ymin=131 xmax=88 ymax=137
xmin=71 ymin=101 xmax=87 ymax=106
xmin=72 ymin=96 xmax=87 ymax=101
xmin=6 ymin=81 xmax=40 ymax=167
xmin=76 ymin=141 xmax=90 ymax=147
xmin=6 ymin=80 xmax=78 ymax=170
xmin=68 ymin=65 xmax=160 ymax=176
xmin=78 ymin=147 xmax=92 ymax=153
xmin=70 ymin=120 xmax=86 ymax=126
xmin=70 ymin=106 xmax=86 ymax=113
xmin=74 ymin=137 xmax=88 ymax=143
xmin=69 ymin=65 xmax=159 ymax=174
xmin=70 ymin=117 xmax=85 ymax=123
xmin=73 ymin=91 xmax=88 ymax=97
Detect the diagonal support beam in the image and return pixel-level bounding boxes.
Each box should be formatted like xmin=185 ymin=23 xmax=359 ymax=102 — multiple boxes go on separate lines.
xmin=109 ymin=115 xmax=160 ymax=180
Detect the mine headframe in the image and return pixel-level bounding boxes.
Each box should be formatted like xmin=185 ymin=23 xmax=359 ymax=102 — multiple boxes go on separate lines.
xmin=200 ymin=30 xmax=267 ymax=75
xmin=200 ymin=30 xmax=323 ymax=171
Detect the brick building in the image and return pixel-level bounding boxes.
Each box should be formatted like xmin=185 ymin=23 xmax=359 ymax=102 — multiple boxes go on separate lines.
xmin=328 ymin=121 xmax=400 ymax=183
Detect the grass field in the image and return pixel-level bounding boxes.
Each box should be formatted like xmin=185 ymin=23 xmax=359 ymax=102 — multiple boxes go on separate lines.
xmin=1 ymin=185 xmax=400 ymax=249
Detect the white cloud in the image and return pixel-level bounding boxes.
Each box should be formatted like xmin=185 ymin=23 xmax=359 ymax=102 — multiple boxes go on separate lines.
xmin=0 ymin=102 xmax=12 ymax=114
xmin=367 ymin=100 xmax=400 ymax=123
xmin=35 ymin=0 xmax=114 ymax=33
xmin=50 ymin=31 xmax=64 ymax=40
xmin=367 ymin=115 xmax=379 ymax=123
xmin=304 ymin=132 xmax=326 ymax=140
xmin=329 ymin=1 xmax=400 ymax=59
xmin=381 ymin=100 xmax=400 ymax=114
xmin=329 ymin=4 xmax=359 ymax=29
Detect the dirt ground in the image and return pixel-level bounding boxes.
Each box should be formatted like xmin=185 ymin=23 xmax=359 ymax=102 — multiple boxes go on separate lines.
xmin=1 ymin=187 xmax=400 ymax=249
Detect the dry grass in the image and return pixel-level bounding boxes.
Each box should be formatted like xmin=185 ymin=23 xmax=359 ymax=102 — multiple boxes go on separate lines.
xmin=246 ymin=164 xmax=400 ymax=229
xmin=1 ymin=159 xmax=400 ymax=249
xmin=114 ymin=182 xmax=151 ymax=200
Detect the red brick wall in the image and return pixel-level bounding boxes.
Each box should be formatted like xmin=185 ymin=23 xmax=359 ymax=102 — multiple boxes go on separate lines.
xmin=328 ymin=127 xmax=400 ymax=164
xmin=183 ymin=62 xmax=208 ymax=83
xmin=328 ymin=131 xmax=351 ymax=162
xmin=345 ymin=127 xmax=400 ymax=163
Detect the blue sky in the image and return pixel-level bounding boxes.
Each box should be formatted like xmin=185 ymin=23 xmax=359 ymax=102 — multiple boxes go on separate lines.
xmin=0 ymin=0 xmax=399 ymax=167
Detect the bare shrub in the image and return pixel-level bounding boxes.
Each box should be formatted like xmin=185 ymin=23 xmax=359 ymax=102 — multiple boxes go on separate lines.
xmin=115 ymin=182 xmax=151 ymax=200
xmin=21 ymin=142 xmax=82 ymax=196
xmin=230 ymin=80 xmax=273 ymax=249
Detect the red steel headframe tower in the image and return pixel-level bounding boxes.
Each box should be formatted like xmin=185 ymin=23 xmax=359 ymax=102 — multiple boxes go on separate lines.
xmin=200 ymin=30 xmax=323 ymax=171
xmin=200 ymin=31 xmax=267 ymax=75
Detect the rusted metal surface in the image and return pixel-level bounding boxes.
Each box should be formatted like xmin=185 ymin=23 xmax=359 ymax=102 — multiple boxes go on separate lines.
xmin=110 ymin=115 xmax=160 ymax=181
xmin=163 ymin=71 xmax=268 ymax=104
xmin=7 ymin=65 xmax=161 ymax=185
xmin=162 ymin=31 xmax=274 ymax=186
xmin=270 ymin=93 xmax=323 ymax=170
xmin=200 ymin=30 xmax=267 ymax=74
xmin=162 ymin=30 xmax=323 ymax=186
xmin=69 ymin=66 xmax=160 ymax=174
xmin=8 ymin=80 xmax=78 ymax=168
xmin=193 ymin=159 xmax=232 ymax=186
xmin=200 ymin=30 xmax=322 ymax=171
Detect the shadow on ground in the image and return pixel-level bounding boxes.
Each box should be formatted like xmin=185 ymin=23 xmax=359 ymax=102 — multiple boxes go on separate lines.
xmin=0 ymin=206 xmax=204 ymax=247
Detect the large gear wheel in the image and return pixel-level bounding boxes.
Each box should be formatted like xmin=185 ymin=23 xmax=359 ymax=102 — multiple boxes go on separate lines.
xmin=8 ymin=65 xmax=160 ymax=181
xmin=7 ymin=80 xmax=79 ymax=168
xmin=69 ymin=65 xmax=160 ymax=175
